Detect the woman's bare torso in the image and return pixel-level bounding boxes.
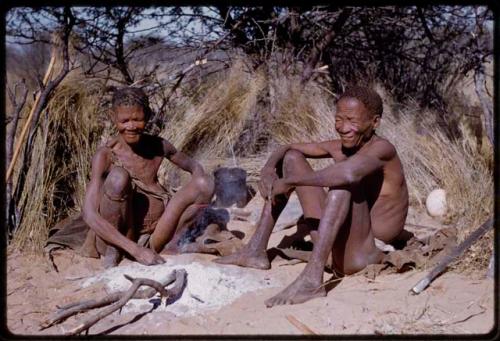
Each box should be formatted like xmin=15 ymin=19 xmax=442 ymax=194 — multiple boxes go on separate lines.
xmin=105 ymin=135 xmax=169 ymax=231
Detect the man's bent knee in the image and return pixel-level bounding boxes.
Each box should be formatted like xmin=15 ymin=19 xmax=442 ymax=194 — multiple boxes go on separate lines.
xmin=193 ymin=174 xmax=215 ymax=199
xmin=283 ymin=149 xmax=306 ymax=167
xmin=104 ymin=167 xmax=131 ymax=200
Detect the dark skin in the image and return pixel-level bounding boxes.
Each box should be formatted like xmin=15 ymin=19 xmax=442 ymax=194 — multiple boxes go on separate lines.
xmin=82 ymin=104 xmax=214 ymax=266
xmin=215 ymin=97 xmax=409 ymax=306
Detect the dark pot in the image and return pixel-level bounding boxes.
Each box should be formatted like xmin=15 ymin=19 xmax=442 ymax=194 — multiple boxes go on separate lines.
xmin=213 ymin=167 xmax=248 ymax=208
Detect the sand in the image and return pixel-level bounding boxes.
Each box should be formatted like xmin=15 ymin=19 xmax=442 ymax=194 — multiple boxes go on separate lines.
xmin=6 ymin=195 xmax=496 ymax=336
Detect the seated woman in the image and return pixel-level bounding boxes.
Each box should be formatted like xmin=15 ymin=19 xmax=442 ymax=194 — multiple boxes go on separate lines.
xmin=82 ymin=87 xmax=214 ymax=267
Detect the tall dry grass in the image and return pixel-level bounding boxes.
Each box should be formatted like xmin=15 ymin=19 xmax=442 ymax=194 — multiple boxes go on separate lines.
xmin=377 ymin=88 xmax=494 ymax=270
xmin=9 ymin=56 xmax=493 ymax=270
xmin=10 ymin=77 xmax=105 ymax=252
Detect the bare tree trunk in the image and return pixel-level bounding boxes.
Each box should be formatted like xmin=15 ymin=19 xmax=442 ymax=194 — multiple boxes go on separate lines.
xmin=301 ymin=8 xmax=352 ymax=85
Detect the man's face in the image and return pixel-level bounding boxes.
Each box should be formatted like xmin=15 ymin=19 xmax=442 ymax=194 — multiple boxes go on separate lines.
xmin=334 ymin=97 xmax=380 ymax=149
xmin=112 ymin=104 xmax=147 ymax=145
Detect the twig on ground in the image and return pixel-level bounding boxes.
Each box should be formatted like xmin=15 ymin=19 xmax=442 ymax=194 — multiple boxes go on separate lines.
xmin=318 ymin=276 xmax=344 ymax=288
xmin=40 ymin=269 xmax=186 ymax=335
xmin=438 ymin=308 xmax=486 ymax=326
xmin=285 ymin=314 xmax=317 ymax=335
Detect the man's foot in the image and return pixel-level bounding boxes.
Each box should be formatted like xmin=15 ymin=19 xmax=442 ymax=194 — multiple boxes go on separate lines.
xmin=264 ymin=274 xmax=326 ymax=307
xmin=213 ymin=247 xmax=270 ymax=270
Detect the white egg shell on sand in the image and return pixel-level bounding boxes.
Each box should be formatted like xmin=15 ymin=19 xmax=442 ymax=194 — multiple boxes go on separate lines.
xmin=426 ymin=188 xmax=447 ymax=217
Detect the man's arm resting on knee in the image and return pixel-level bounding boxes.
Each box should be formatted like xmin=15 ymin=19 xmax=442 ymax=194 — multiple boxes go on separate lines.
xmin=259 ymin=141 xmax=334 ymax=198
xmin=262 ymin=141 xmax=333 ymax=172
xmin=82 ymin=148 xmax=142 ymax=259
xmin=278 ymin=140 xmax=396 ymax=189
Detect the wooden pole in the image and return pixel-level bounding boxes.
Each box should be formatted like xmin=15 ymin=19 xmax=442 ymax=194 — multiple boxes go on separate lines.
xmin=5 ymin=54 xmax=56 ymax=182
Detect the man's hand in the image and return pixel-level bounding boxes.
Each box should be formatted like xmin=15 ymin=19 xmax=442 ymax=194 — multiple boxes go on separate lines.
xmin=271 ymin=178 xmax=292 ymax=199
xmin=258 ymin=167 xmax=279 ymax=200
xmin=134 ymin=247 xmax=165 ymax=266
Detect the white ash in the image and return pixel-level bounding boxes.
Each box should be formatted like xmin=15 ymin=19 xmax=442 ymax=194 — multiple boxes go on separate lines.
xmin=81 ymin=261 xmax=281 ymax=316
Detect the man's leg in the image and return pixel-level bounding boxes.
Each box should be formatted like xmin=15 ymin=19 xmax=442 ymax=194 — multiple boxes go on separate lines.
xmin=265 ymin=188 xmax=351 ymax=307
xmin=214 ymin=149 xmax=327 ymax=269
xmin=96 ymin=167 xmax=133 ymax=268
xmin=149 ymin=174 xmax=214 ymax=253
xmin=265 ymin=185 xmax=383 ymax=307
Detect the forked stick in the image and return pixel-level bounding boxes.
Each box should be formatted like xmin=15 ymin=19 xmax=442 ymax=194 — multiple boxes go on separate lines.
xmin=40 ymin=269 xmax=186 ymax=335
xmin=411 ymin=217 xmax=493 ymax=294
xmin=40 ymin=271 xmax=178 ymax=330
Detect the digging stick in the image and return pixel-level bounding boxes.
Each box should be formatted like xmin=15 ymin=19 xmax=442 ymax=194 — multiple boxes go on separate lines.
xmin=6 ymin=54 xmax=56 ymax=182
xmin=411 ymin=217 xmax=493 ymax=294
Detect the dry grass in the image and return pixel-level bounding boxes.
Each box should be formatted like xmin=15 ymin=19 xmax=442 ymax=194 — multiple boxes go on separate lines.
xmin=10 ymin=77 xmax=105 ymax=252
xmin=377 ymin=87 xmax=493 ymax=270
xmin=9 ymin=56 xmax=493 ymax=270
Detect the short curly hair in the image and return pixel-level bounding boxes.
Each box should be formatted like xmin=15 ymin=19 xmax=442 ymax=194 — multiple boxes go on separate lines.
xmin=337 ymin=86 xmax=383 ymax=117
xmin=111 ymin=87 xmax=153 ymax=118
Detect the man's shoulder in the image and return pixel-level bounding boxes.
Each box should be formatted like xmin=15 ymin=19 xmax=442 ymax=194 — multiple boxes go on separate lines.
xmin=368 ymin=136 xmax=397 ymax=160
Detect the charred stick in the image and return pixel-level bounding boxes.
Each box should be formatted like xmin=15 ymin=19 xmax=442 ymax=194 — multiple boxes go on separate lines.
xmin=411 ymin=217 xmax=493 ymax=294
xmin=164 ymin=268 xmax=187 ymax=304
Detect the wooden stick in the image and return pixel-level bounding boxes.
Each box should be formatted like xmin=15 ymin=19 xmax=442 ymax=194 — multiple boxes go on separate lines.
xmin=411 ymin=217 xmax=493 ymax=294
xmin=66 ymin=271 xmax=186 ymax=336
xmin=65 ymin=277 xmax=157 ymax=335
xmin=285 ymin=314 xmax=317 ymax=335
xmin=6 ymin=54 xmax=56 ymax=182
xmin=40 ymin=270 xmax=181 ymax=331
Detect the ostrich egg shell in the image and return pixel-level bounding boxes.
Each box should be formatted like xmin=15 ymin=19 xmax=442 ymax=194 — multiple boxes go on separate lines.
xmin=426 ymin=188 xmax=447 ymax=217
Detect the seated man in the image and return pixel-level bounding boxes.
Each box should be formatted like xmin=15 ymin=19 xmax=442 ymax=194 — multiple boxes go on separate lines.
xmin=215 ymin=86 xmax=409 ymax=307
xmin=82 ymin=87 xmax=214 ymax=267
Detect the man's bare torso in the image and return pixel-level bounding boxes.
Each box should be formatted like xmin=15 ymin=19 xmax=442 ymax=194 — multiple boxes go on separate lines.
xmin=320 ymin=135 xmax=408 ymax=242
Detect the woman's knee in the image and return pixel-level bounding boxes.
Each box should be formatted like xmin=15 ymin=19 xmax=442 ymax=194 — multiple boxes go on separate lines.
xmin=104 ymin=167 xmax=131 ymax=199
